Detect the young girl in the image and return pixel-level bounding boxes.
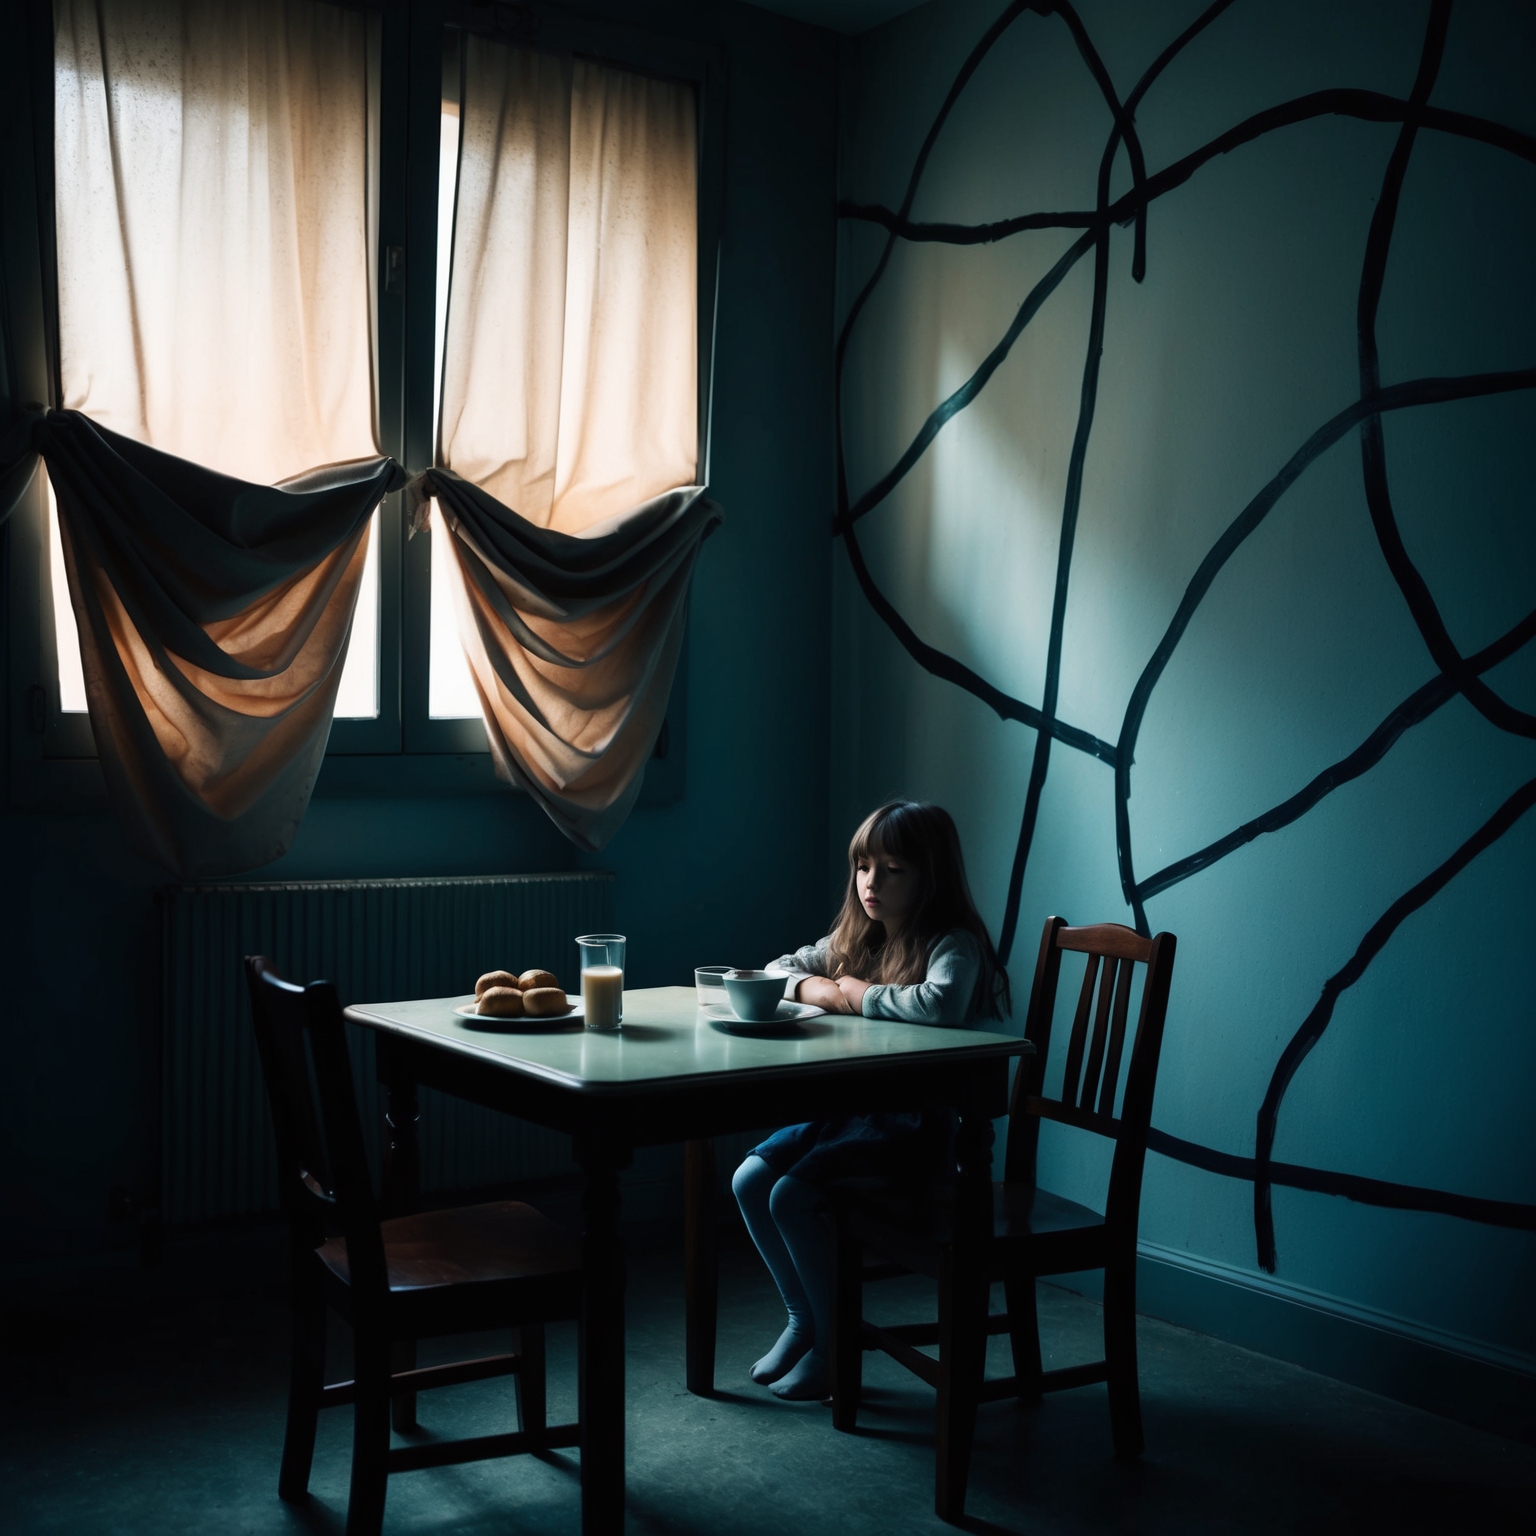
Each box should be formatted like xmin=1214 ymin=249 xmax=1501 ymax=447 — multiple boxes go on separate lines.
xmin=732 ymin=800 xmax=1010 ymax=1400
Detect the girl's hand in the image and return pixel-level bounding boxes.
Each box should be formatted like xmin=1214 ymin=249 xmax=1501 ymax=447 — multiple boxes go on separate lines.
xmin=798 ymin=975 xmax=855 ymax=1013
xmin=837 ymin=975 xmax=872 ymax=1014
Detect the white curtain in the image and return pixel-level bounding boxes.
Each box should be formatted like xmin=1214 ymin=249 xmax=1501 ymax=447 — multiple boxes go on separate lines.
xmin=49 ymin=0 xmax=388 ymax=876
xmin=439 ymin=40 xmax=698 ymax=532
xmin=426 ymin=38 xmax=709 ymax=848
xmin=54 ymin=0 xmax=379 ymax=485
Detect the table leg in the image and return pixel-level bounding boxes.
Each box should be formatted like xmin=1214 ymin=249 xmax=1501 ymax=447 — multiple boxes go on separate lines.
xmin=382 ymin=1063 xmax=421 ymax=1432
xmin=937 ymin=1097 xmax=997 ymax=1519
xmin=684 ymin=1138 xmax=718 ymax=1396
xmin=381 ymin=1061 xmax=421 ymax=1216
xmin=577 ymin=1135 xmax=630 ymax=1536
xmin=952 ymin=1098 xmax=996 ymax=1231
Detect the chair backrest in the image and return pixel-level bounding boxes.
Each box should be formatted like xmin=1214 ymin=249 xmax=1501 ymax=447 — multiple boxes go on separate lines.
xmin=1004 ymin=918 xmax=1177 ymax=1232
xmin=245 ymin=955 xmax=387 ymax=1298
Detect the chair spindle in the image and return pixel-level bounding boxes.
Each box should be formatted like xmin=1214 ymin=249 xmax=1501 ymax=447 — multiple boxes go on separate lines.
xmin=1078 ymin=958 xmax=1118 ymax=1112
xmin=1059 ymin=954 xmax=1100 ymax=1108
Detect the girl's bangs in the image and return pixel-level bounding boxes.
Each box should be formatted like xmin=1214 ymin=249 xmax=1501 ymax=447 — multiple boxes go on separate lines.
xmin=847 ymin=804 xmax=915 ymax=865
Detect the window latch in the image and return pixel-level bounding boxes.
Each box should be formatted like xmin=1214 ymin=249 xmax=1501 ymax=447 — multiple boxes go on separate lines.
xmin=385 ymin=245 xmax=405 ymax=295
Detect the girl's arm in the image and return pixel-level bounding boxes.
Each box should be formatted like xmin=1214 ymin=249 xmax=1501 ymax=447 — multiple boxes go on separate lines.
xmin=764 ymin=938 xmax=838 ymax=1002
xmin=851 ymin=932 xmax=984 ymax=1027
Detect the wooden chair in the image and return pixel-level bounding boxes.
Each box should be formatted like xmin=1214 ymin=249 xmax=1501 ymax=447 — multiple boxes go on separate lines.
xmin=245 ymin=956 xmax=583 ymax=1536
xmin=828 ymin=917 xmax=1177 ymax=1522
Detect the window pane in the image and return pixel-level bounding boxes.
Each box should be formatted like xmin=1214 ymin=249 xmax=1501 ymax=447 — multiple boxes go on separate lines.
xmin=333 ymin=512 xmax=380 ymax=718
xmin=428 ymin=81 xmax=481 ymax=718
xmin=46 ymin=475 xmax=88 ymax=714
xmin=428 ymin=507 xmax=483 ymax=719
xmin=434 ymin=93 xmax=460 ymax=455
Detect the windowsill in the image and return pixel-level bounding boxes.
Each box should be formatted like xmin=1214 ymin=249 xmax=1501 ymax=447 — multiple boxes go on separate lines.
xmin=9 ymin=741 xmax=684 ymax=810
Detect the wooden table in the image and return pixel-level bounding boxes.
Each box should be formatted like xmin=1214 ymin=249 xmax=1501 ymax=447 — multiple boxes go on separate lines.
xmin=344 ymin=985 xmax=1029 ymax=1535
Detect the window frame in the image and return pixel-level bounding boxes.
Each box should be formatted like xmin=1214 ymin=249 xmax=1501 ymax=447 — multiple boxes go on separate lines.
xmin=6 ymin=0 xmax=722 ymax=808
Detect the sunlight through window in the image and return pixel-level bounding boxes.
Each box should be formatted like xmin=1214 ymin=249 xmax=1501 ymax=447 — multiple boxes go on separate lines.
xmin=428 ymin=88 xmax=481 ymax=719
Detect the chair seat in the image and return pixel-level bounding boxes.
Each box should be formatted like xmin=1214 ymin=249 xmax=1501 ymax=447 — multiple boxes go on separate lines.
xmin=995 ymin=1185 xmax=1104 ymax=1241
xmin=318 ymin=1200 xmax=579 ymax=1292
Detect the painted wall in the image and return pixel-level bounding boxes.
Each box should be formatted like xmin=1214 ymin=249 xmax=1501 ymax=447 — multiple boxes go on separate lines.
xmin=0 ymin=0 xmax=838 ymax=1262
xmin=832 ymin=0 xmax=1536 ymax=1362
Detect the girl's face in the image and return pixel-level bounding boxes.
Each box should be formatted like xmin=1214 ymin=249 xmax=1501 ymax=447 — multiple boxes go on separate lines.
xmin=856 ymin=845 xmax=919 ymax=933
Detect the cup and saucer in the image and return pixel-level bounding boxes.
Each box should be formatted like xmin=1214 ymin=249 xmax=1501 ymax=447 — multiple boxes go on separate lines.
xmin=700 ymin=968 xmax=826 ymax=1035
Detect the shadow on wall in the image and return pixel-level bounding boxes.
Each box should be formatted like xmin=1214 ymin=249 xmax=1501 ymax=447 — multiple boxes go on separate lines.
xmin=833 ymin=0 xmax=1535 ymax=1289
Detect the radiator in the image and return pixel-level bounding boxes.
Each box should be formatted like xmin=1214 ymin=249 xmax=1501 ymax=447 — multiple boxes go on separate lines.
xmin=158 ymin=872 xmax=614 ymax=1225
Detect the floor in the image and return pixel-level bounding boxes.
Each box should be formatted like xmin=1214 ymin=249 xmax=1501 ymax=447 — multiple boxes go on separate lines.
xmin=3 ymin=1218 xmax=1533 ymax=1536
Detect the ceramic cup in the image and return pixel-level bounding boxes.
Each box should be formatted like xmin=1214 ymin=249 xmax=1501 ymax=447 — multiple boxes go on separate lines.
xmin=723 ymin=968 xmax=786 ymax=1024
xmin=694 ymin=966 xmax=732 ymax=1007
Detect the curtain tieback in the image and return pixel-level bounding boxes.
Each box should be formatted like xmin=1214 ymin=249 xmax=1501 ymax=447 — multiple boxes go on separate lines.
xmin=404 ymin=468 xmax=439 ymax=537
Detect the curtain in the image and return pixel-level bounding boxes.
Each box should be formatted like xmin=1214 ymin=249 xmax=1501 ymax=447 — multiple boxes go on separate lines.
xmin=41 ymin=411 xmax=401 ymax=876
xmin=414 ymin=470 xmax=720 ymax=850
xmin=53 ymin=0 xmax=379 ymax=483
xmin=429 ymin=38 xmax=713 ymax=848
xmin=441 ymin=41 xmax=698 ymax=530
xmin=38 ymin=0 xmax=385 ymax=875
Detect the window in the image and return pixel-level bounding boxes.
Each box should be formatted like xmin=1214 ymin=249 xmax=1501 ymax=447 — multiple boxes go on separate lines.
xmin=15 ymin=0 xmax=722 ymax=791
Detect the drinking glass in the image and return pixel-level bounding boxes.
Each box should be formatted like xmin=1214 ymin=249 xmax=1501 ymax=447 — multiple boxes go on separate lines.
xmin=576 ymin=934 xmax=626 ymax=1029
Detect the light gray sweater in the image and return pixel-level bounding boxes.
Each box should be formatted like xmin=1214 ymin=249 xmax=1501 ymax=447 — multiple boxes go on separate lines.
xmin=767 ymin=930 xmax=984 ymax=1027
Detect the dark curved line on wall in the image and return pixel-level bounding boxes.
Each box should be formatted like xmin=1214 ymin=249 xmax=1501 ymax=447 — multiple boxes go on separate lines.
xmin=838 ymin=198 xmax=1102 ymax=242
xmin=1113 ymin=367 xmax=1536 ymax=930
xmin=832 ymin=0 xmax=1151 ymax=537
xmin=996 ymin=0 xmax=1231 ymax=960
xmin=1355 ymin=19 xmax=1536 ymax=743
xmin=1094 ymin=0 xmax=1238 ymax=278
xmin=837 ymin=91 xmax=1536 ymax=248
xmin=1253 ymin=772 xmax=1536 ymax=1272
xmin=834 ymin=0 xmax=1040 ymax=535
xmin=1051 ymin=0 xmax=1151 ymax=281
xmin=1136 ymin=600 xmax=1536 ymax=903
xmin=838 ymin=231 xmax=1096 ymax=532
xmin=998 ymin=220 xmax=1109 ymax=961
xmin=839 ymin=511 xmax=1117 ymax=763
xmin=1122 ymin=0 xmax=1240 ymax=126
xmin=1001 ymin=0 xmax=1146 ymax=963
xmin=1146 ymin=1129 xmax=1536 ymax=1234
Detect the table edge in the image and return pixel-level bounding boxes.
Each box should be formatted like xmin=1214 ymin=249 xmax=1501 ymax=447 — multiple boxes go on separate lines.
xmin=344 ymin=1003 xmax=1031 ymax=1097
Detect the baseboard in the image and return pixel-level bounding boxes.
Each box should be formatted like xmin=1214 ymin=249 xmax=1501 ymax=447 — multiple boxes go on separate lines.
xmin=1050 ymin=1241 xmax=1536 ymax=1446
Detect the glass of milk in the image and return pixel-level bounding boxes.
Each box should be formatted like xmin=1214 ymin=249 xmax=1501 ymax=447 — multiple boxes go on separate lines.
xmin=576 ymin=934 xmax=626 ymax=1029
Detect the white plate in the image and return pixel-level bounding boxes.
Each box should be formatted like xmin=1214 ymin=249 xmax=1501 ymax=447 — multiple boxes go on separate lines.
xmin=455 ymin=994 xmax=583 ymax=1027
xmin=702 ymin=999 xmax=826 ymax=1029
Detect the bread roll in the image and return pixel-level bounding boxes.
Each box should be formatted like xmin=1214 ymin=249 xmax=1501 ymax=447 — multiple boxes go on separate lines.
xmin=476 ymin=985 xmax=525 ymax=1018
xmin=518 ymin=968 xmax=559 ymax=993
xmin=522 ymin=986 xmax=570 ymax=1017
xmin=476 ymin=970 xmax=519 ymax=998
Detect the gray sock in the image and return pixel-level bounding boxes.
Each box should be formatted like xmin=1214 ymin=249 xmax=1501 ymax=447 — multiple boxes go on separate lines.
xmin=769 ymin=1350 xmax=830 ymax=1401
xmin=752 ymin=1322 xmax=813 ymax=1385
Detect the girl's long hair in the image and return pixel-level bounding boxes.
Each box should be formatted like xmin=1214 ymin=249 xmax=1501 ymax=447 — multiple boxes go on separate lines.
xmin=825 ymin=802 xmax=1011 ymax=1021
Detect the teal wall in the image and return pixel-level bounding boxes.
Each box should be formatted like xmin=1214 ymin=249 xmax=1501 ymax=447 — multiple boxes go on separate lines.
xmin=832 ymin=0 xmax=1536 ymax=1362
xmin=7 ymin=0 xmax=1533 ymax=1398
xmin=0 ymin=0 xmax=838 ymax=1261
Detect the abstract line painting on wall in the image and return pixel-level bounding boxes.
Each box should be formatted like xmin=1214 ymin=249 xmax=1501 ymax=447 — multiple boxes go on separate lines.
xmin=834 ymin=0 xmax=1535 ymax=1273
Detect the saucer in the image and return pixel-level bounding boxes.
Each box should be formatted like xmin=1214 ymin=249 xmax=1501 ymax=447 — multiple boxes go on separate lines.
xmin=702 ymin=999 xmax=826 ymax=1032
